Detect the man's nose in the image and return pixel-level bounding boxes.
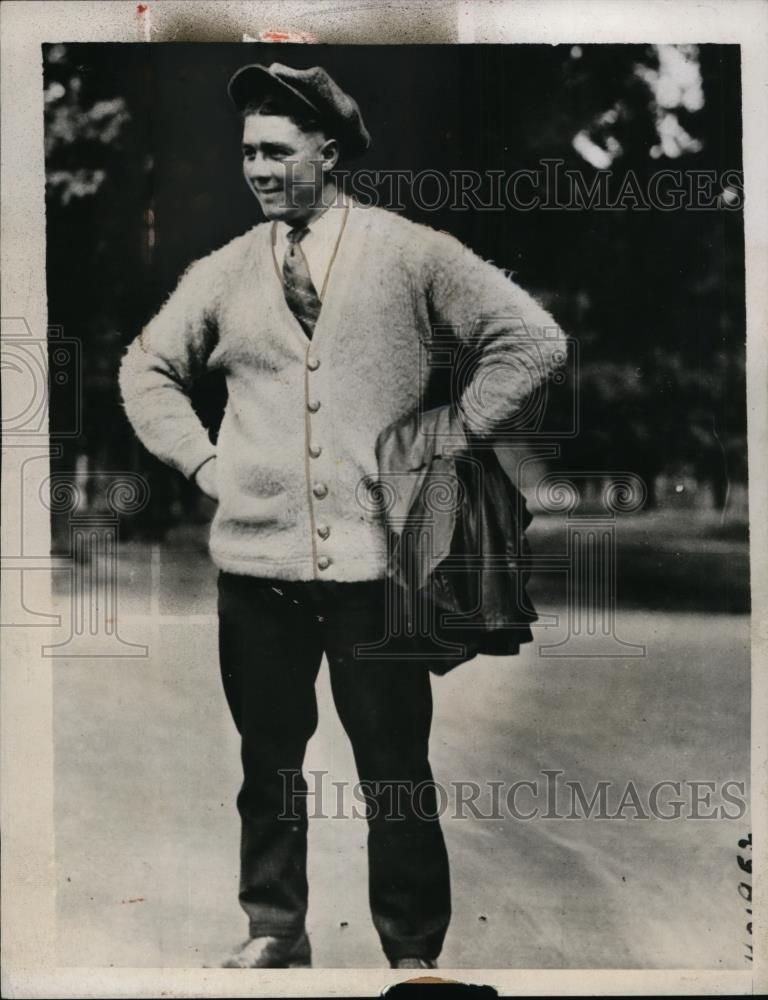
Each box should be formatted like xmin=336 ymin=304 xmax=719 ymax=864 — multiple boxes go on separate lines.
xmin=245 ymin=152 xmax=273 ymax=180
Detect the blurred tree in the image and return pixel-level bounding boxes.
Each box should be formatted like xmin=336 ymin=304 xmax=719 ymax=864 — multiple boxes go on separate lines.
xmin=508 ymin=44 xmax=745 ymax=512
xmin=43 ymin=43 xmax=131 ymax=206
xmin=43 ymin=43 xmax=195 ymax=543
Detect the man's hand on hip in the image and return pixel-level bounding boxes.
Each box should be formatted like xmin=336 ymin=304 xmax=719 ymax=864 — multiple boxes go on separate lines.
xmin=194 ymin=456 xmax=219 ymax=501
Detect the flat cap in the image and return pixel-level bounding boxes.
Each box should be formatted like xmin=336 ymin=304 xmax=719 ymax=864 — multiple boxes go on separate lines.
xmin=227 ymin=62 xmax=371 ymax=159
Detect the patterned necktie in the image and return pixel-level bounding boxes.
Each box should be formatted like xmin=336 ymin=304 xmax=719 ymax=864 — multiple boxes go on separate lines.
xmin=282 ymin=225 xmax=322 ymax=340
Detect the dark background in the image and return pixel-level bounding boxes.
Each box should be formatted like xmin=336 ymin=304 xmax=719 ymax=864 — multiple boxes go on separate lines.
xmin=43 ymin=43 xmax=748 ymax=608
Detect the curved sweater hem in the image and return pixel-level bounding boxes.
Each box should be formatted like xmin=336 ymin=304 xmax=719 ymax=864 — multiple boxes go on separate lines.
xmin=210 ymin=550 xmax=388 ymax=583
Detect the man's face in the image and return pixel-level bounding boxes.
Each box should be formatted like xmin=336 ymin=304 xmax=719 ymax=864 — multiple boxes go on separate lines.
xmin=241 ymin=113 xmax=332 ymax=223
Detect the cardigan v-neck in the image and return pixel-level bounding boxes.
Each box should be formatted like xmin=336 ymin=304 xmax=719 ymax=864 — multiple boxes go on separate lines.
xmin=265 ymin=197 xmax=363 ymax=354
xmin=272 ymin=200 xmax=350 ymax=295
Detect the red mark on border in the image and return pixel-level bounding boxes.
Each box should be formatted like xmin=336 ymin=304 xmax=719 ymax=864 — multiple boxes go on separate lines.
xmin=257 ymin=28 xmax=316 ymax=44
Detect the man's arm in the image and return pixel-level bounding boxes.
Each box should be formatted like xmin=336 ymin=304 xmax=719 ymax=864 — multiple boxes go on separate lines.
xmin=425 ymin=229 xmax=567 ymax=437
xmin=118 ymin=257 xmax=220 ymax=484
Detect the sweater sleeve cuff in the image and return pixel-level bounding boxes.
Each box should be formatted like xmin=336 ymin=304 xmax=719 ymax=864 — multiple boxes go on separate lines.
xmin=182 ymin=442 xmax=218 ymax=482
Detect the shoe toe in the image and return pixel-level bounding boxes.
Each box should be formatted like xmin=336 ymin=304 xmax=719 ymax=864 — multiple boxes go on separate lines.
xmin=391 ymin=957 xmax=437 ymax=970
xmin=217 ymin=934 xmax=311 ymax=969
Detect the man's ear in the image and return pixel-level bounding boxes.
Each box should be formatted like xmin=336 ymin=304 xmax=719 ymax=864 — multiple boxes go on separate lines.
xmin=319 ymin=138 xmax=340 ymax=172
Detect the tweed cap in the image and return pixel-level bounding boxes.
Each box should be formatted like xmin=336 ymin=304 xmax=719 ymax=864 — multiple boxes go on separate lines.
xmin=227 ymin=62 xmax=371 ymax=159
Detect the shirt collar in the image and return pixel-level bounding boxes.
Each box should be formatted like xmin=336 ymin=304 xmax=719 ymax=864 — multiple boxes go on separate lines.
xmin=278 ymin=195 xmax=353 ymax=242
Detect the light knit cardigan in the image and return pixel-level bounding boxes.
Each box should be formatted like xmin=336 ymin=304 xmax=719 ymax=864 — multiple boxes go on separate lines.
xmin=119 ymin=201 xmax=566 ymax=582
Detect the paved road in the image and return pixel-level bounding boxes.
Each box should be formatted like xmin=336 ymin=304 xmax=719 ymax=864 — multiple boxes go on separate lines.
xmin=53 ymin=543 xmax=751 ymax=969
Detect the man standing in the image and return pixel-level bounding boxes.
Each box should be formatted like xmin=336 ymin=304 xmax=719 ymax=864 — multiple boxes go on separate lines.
xmin=119 ymin=61 xmax=565 ymax=969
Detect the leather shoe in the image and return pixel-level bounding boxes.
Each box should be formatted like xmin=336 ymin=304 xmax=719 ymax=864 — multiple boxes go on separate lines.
xmin=219 ymin=931 xmax=311 ymax=968
xmin=390 ymin=957 xmax=437 ymax=969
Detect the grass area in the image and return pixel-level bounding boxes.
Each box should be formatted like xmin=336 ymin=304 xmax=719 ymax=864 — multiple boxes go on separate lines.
xmin=527 ymin=509 xmax=750 ymax=613
xmin=51 ymin=506 xmax=750 ymax=614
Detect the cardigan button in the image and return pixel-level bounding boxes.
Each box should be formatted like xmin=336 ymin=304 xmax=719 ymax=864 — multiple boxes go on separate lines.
xmin=307 ymin=357 xmax=320 ymax=371
xmin=307 ymin=399 xmax=321 ymax=413
xmin=309 ymin=443 xmax=322 ymax=458
xmin=312 ymin=483 xmax=328 ymax=499
xmin=317 ymin=524 xmax=330 ymax=540
xmin=317 ymin=555 xmax=332 ymax=571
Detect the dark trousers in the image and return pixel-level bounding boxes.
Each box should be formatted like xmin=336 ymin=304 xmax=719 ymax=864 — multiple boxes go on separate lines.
xmin=217 ymin=571 xmax=452 ymax=962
